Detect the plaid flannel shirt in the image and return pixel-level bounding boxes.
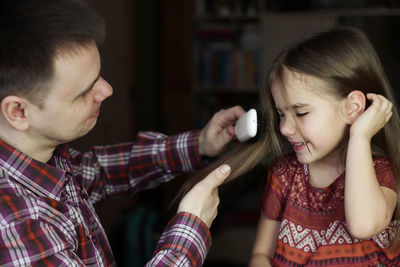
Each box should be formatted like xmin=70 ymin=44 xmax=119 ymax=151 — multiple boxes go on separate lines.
xmin=0 ymin=131 xmax=211 ymax=266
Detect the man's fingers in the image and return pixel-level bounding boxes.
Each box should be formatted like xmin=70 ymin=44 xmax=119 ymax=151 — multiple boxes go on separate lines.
xmin=217 ymin=106 xmax=245 ymax=123
xmin=217 ymin=127 xmax=236 ymax=144
xmin=177 ymin=166 xmax=230 ymax=228
xmin=199 ymin=164 xmax=231 ymax=189
xmin=230 ymin=105 xmax=246 ymax=120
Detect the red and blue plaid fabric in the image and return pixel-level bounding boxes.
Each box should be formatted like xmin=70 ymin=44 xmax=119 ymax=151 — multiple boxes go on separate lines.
xmin=0 ymin=131 xmax=211 ymax=266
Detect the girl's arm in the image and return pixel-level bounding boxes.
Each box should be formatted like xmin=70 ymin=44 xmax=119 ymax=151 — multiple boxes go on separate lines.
xmin=345 ymin=93 xmax=397 ymax=239
xmin=249 ymin=215 xmax=281 ymax=267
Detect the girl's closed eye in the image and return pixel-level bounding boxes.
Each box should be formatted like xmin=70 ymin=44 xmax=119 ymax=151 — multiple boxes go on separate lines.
xmin=296 ymin=112 xmax=308 ymax=117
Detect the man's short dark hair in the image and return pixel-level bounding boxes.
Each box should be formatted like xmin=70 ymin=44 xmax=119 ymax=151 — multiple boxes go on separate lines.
xmin=0 ymin=0 xmax=106 ymax=105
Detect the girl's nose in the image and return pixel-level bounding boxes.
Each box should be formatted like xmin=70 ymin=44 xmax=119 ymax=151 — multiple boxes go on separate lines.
xmin=93 ymin=77 xmax=113 ymax=103
xmin=280 ymin=116 xmax=297 ymax=137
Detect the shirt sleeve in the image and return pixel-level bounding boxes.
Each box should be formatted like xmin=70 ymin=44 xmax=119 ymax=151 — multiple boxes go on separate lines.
xmin=262 ymin=162 xmax=285 ymax=220
xmin=145 ymin=212 xmax=211 ymax=267
xmin=69 ymin=130 xmax=205 ymax=205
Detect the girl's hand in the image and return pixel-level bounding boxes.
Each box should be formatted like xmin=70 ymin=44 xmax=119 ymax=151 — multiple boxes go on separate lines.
xmin=350 ymin=93 xmax=392 ymax=140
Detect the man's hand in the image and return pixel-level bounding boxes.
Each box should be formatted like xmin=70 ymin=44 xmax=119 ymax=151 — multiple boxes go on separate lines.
xmin=198 ymin=106 xmax=245 ymax=157
xmin=177 ymin=164 xmax=231 ymax=228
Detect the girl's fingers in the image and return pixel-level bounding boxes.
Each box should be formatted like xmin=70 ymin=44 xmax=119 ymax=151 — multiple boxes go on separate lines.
xmin=386 ymin=111 xmax=393 ymax=122
xmin=366 ymin=93 xmax=377 ymax=101
xmin=367 ymin=93 xmax=392 ymax=113
xmin=364 ymin=94 xmax=393 ymax=127
xmin=387 ymin=102 xmax=393 ymax=113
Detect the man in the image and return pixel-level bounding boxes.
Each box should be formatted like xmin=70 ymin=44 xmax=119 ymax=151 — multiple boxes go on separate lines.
xmin=0 ymin=0 xmax=244 ymax=266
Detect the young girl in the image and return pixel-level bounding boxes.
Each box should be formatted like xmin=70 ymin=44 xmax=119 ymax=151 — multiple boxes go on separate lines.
xmin=248 ymin=26 xmax=400 ymax=266
xmin=181 ymin=27 xmax=400 ymax=266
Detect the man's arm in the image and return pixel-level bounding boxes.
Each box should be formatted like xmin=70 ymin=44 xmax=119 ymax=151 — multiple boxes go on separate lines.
xmin=70 ymin=106 xmax=244 ymax=204
xmin=70 ymin=130 xmax=205 ymax=204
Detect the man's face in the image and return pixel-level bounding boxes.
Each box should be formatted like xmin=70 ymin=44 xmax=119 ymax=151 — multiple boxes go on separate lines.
xmin=27 ymin=43 xmax=113 ymax=146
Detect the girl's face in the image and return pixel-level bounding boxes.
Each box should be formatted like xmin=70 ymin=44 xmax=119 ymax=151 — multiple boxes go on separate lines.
xmin=271 ymin=69 xmax=348 ymax=167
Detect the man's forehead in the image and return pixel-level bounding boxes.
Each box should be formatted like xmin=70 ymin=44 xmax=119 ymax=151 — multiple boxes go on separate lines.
xmin=48 ymin=43 xmax=100 ymax=95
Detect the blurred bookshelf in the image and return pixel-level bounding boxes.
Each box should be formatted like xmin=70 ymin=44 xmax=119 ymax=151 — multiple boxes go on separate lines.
xmin=193 ymin=0 xmax=262 ymax=128
xmin=192 ymin=0 xmax=400 ymax=130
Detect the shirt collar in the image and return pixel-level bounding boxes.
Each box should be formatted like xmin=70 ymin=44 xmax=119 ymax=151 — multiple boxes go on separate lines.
xmin=0 ymin=140 xmax=72 ymax=200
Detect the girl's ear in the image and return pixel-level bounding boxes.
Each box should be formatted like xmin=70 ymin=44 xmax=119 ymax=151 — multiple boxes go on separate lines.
xmin=343 ymin=90 xmax=366 ymax=125
xmin=0 ymin=96 xmax=30 ymax=131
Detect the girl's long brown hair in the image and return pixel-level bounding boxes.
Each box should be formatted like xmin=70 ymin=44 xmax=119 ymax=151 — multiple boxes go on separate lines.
xmin=179 ymin=27 xmax=400 ymax=222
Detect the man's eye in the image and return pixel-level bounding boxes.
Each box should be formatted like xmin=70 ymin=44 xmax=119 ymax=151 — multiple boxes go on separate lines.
xmin=78 ymin=88 xmax=92 ymax=99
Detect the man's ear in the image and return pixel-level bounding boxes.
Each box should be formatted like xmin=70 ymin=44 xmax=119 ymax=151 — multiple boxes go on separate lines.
xmin=0 ymin=96 xmax=30 ymax=131
xmin=343 ymin=90 xmax=366 ymax=125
